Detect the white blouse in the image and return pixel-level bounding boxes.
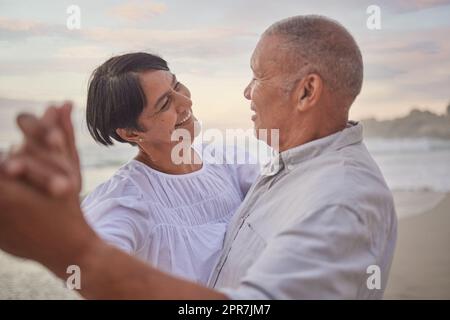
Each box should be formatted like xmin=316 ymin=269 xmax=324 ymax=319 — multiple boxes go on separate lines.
xmin=81 ymin=145 xmax=259 ymax=284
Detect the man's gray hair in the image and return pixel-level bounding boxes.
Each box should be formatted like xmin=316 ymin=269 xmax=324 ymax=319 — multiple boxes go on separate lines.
xmin=264 ymin=15 xmax=363 ymax=103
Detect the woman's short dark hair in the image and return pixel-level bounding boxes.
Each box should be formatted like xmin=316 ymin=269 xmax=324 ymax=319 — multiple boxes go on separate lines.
xmin=86 ymin=52 xmax=169 ymax=146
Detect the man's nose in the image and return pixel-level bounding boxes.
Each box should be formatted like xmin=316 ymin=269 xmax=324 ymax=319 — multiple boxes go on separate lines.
xmin=244 ymin=82 xmax=252 ymax=100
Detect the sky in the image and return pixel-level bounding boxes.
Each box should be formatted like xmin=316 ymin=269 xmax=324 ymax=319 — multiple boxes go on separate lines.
xmin=1 ymin=0 xmax=450 ymax=132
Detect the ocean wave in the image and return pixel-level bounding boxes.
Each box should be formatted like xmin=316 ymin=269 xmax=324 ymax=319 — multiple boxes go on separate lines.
xmin=365 ymin=138 xmax=450 ymax=154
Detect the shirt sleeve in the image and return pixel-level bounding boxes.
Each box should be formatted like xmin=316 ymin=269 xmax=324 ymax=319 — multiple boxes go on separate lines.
xmin=82 ymin=195 xmax=150 ymax=255
xmin=224 ymin=145 xmax=260 ymax=197
xmin=219 ymin=204 xmax=378 ymax=299
xmin=235 ymin=162 xmax=260 ymax=197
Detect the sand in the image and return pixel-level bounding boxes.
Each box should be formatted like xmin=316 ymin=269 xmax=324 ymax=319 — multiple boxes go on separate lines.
xmin=384 ymin=192 xmax=450 ymax=299
xmin=0 ymin=191 xmax=449 ymax=299
xmin=0 ymin=253 xmax=80 ymax=299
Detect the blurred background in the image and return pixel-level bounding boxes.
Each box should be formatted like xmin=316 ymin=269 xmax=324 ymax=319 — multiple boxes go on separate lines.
xmin=0 ymin=0 xmax=449 ymax=299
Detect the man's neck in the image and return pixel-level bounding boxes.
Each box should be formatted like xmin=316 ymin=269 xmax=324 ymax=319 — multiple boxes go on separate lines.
xmin=277 ymin=119 xmax=348 ymax=153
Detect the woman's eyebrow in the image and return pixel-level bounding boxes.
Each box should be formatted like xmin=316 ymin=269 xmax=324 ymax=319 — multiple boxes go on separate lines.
xmin=154 ymin=74 xmax=177 ymax=108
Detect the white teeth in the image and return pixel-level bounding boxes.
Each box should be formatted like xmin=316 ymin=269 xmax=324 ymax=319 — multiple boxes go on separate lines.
xmin=176 ymin=110 xmax=191 ymax=126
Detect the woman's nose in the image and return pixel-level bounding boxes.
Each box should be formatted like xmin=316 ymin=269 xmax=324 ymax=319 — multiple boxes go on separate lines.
xmin=174 ymin=91 xmax=192 ymax=112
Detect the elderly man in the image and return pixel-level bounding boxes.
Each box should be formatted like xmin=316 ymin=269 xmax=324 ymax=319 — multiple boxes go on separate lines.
xmin=0 ymin=15 xmax=396 ymax=299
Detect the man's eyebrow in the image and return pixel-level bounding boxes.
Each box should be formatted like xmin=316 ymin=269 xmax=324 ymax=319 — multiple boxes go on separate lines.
xmin=154 ymin=74 xmax=177 ymax=108
xmin=250 ymin=61 xmax=259 ymax=75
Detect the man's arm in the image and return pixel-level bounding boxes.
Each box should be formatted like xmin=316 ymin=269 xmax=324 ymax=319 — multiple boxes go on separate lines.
xmin=0 ymin=173 xmax=226 ymax=299
xmin=0 ymin=106 xmax=227 ymax=299
xmin=75 ymin=234 xmax=226 ymax=299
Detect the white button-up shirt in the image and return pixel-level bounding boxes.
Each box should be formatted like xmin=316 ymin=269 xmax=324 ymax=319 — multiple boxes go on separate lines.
xmin=208 ymin=122 xmax=397 ymax=299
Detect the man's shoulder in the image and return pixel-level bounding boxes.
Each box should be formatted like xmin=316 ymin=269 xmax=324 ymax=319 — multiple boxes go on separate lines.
xmin=276 ymin=144 xmax=395 ymax=217
xmin=299 ymin=142 xmax=389 ymax=192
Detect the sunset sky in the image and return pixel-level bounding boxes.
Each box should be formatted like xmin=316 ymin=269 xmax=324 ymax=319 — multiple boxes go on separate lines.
xmin=1 ymin=0 xmax=450 ymax=130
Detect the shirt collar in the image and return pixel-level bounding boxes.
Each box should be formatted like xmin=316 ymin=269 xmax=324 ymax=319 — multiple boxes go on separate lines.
xmin=261 ymin=121 xmax=363 ymax=176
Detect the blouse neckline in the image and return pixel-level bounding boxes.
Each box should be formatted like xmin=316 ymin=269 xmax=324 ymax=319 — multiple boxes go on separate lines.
xmin=129 ymin=146 xmax=206 ymax=179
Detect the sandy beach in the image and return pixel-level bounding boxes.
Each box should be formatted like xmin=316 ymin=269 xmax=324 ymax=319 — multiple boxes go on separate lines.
xmin=385 ymin=191 xmax=450 ymax=299
xmin=1 ymin=190 xmax=449 ymax=299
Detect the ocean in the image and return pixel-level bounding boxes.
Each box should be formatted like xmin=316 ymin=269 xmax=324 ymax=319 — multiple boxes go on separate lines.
xmin=78 ymin=134 xmax=450 ymax=194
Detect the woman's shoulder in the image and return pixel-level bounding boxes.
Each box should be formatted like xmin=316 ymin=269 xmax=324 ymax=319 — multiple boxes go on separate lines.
xmin=82 ymin=161 xmax=145 ymax=205
xmin=194 ymin=143 xmax=260 ymax=195
xmin=81 ymin=162 xmax=154 ymax=226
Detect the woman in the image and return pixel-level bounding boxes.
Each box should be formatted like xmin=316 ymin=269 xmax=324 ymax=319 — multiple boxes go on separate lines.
xmin=80 ymin=52 xmax=259 ymax=284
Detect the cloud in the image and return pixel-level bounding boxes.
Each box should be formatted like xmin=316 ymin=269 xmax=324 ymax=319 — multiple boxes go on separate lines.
xmin=0 ymin=16 xmax=42 ymax=32
xmin=351 ymin=25 xmax=450 ymax=118
xmin=107 ymin=1 xmax=167 ymax=22
xmin=364 ymin=65 xmax=407 ymax=80
xmin=53 ymin=45 xmax=112 ymax=59
xmin=382 ymin=0 xmax=450 ymax=13
xmin=0 ymin=15 xmax=255 ymax=61
xmin=0 ymin=16 xmax=48 ymax=39
xmin=81 ymin=26 xmax=256 ymax=59
xmin=0 ymin=16 xmax=78 ymax=41
xmin=0 ymin=56 xmax=106 ymax=79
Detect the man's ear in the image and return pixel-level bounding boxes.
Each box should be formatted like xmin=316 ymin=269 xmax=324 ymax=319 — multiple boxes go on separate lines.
xmin=116 ymin=128 xmax=141 ymax=144
xmin=295 ymin=73 xmax=323 ymax=112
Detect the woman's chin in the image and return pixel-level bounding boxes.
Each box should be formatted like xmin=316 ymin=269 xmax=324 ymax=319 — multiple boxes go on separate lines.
xmin=192 ymin=118 xmax=202 ymax=138
xmin=170 ymin=116 xmax=201 ymax=145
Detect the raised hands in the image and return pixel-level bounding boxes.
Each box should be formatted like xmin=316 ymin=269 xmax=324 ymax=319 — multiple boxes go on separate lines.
xmin=2 ymin=102 xmax=82 ymax=198
xmin=0 ymin=103 xmax=99 ymax=272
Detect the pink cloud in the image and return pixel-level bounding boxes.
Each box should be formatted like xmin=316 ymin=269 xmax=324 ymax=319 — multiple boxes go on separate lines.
xmin=80 ymin=26 xmax=256 ymax=58
xmin=387 ymin=0 xmax=450 ymax=12
xmin=108 ymin=1 xmax=167 ymax=22
xmin=0 ymin=17 xmax=42 ymax=31
xmin=0 ymin=16 xmax=71 ymax=39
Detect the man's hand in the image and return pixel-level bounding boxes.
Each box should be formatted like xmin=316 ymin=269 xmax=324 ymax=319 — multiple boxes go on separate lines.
xmin=1 ymin=102 xmax=81 ymax=197
xmin=0 ymin=170 xmax=96 ymax=275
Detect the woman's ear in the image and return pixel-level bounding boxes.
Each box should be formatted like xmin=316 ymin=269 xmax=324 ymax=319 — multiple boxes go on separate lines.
xmin=116 ymin=128 xmax=141 ymax=144
xmin=295 ymin=73 xmax=323 ymax=112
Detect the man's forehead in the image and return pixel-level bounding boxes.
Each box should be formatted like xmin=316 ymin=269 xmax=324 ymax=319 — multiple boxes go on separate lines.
xmin=250 ymin=39 xmax=268 ymax=71
xmin=250 ymin=52 xmax=258 ymax=71
xmin=251 ymin=36 xmax=280 ymax=73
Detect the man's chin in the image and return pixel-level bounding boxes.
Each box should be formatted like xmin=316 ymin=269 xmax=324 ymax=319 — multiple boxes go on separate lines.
xmin=253 ymin=125 xmax=267 ymax=141
xmin=253 ymin=125 xmax=279 ymax=148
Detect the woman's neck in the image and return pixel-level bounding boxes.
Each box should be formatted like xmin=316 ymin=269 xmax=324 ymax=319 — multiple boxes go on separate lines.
xmin=134 ymin=144 xmax=203 ymax=175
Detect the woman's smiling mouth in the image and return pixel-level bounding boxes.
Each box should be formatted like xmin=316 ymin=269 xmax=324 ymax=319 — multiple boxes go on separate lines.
xmin=175 ymin=110 xmax=192 ymax=127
